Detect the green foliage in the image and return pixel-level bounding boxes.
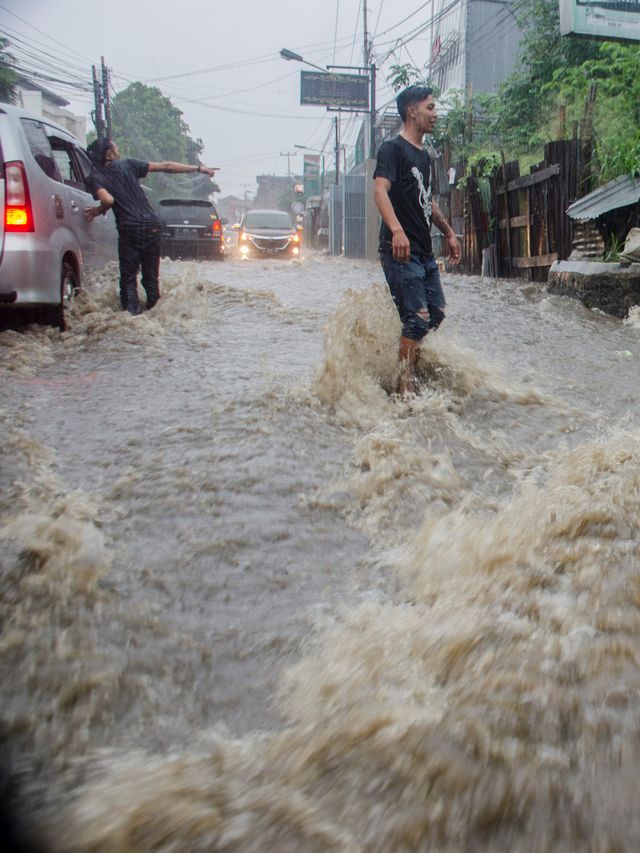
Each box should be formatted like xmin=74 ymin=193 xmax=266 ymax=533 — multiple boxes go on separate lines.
xmin=387 ymin=64 xmax=422 ymax=92
xmin=110 ymin=82 xmax=210 ymax=198
xmin=546 ymin=41 xmax=640 ymax=180
xmin=385 ymin=65 xmax=440 ymax=97
xmin=387 ymin=0 xmax=638 ymax=187
xmin=457 ymin=150 xmax=501 ymax=188
xmin=0 ymin=36 xmax=18 ymax=104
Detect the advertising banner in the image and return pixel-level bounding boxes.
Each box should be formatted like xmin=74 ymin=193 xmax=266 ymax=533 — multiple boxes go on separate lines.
xmin=559 ymin=0 xmax=640 ymax=40
xmin=303 ymin=155 xmax=321 ymax=196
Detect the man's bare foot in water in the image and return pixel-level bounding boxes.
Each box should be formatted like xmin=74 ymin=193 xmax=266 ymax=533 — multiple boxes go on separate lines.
xmin=398 ymin=373 xmax=420 ymax=397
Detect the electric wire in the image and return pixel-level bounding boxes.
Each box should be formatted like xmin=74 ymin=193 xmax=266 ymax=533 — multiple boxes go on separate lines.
xmin=332 ymin=0 xmax=341 ymax=65
xmin=348 ymin=0 xmax=362 ymax=67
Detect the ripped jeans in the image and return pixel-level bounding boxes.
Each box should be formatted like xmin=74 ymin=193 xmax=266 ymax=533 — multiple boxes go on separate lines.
xmin=380 ymin=251 xmax=446 ymax=341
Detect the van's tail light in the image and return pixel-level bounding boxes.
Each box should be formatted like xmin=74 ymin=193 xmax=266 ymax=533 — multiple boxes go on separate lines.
xmin=211 ymin=219 xmax=221 ymax=237
xmin=4 ymin=162 xmax=34 ymax=232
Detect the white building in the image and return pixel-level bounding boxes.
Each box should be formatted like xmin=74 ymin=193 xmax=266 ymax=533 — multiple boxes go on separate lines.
xmin=15 ymin=76 xmax=87 ymax=143
xmin=429 ymin=0 xmax=524 ymax=96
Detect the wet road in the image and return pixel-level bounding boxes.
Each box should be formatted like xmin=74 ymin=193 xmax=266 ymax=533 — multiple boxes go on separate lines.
xmin=1 ymin=251 xmax=640 ymax=850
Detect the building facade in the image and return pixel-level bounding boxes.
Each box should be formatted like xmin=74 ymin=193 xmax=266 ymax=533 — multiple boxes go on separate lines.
xmin=429 ymin=0 xmax=524 ymax=96
xmin=15 ymin=77 xmax=87 ymax=142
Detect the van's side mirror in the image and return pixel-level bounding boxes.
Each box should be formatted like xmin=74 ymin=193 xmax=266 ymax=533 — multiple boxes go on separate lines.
xmin=220 ymin=217 xmax=228 ymax=225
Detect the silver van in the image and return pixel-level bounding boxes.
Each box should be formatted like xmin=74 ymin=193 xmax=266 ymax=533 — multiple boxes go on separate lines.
xmin=0 ymin=103 xmax=117 ymax=329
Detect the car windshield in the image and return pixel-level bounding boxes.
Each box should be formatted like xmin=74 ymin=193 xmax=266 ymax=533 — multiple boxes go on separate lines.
xmin=244 ymin=212 xmax=292 ymax=229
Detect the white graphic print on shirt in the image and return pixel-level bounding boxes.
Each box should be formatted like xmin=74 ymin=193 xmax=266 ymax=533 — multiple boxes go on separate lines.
xmin=411 ymin=165 xmax=432 ymax=227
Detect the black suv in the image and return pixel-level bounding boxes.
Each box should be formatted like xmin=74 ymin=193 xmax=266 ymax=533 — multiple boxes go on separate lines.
xmin=157 ymin=198 xmax=224 ymax=261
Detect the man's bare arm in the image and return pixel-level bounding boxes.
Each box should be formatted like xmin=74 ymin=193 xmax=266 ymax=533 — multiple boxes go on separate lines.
xmin=432 ymin=201 xmax=461 ymax=266
xmin=84 ymin=187 xmax=114 ymax=221
xmin=148 ymin=162 xmax=217 ymax=177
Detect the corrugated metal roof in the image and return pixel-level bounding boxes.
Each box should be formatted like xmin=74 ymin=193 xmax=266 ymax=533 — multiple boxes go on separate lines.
xmin=567 ymin=174 xmax=640 ymax=221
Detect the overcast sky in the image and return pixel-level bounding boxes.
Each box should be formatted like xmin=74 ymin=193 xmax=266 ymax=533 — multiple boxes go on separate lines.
xmin=3 ymin=0 xmax=433 ymax=198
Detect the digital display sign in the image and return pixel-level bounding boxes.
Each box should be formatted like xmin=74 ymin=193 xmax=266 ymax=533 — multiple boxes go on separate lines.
xmin=300 ymin=71 xmax=370 ymax=110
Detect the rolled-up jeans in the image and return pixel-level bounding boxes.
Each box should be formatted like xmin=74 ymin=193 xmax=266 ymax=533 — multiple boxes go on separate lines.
xmin=380 ymin=251 xmax=446 ymax=341
xmin=117 ymin=226 xmax=161 ymax=314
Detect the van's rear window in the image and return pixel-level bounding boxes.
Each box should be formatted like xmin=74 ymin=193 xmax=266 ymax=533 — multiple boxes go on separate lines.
xmin=20 ymin=119 xmax=60 ymax=181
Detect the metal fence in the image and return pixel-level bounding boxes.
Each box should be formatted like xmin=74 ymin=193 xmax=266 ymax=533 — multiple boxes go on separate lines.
xmin=329 ymin=184 xmax=343 ymax=256
xmin=343 ymin=168 xmax=367 ymax=259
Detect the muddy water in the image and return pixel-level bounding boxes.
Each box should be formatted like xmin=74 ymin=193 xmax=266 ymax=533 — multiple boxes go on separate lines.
xmin=1 ymin=252 xmax=640 ymax=851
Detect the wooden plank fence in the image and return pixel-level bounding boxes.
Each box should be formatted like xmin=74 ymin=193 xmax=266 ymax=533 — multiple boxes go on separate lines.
xmin=433 ymin=137 xmax=587 ymax=280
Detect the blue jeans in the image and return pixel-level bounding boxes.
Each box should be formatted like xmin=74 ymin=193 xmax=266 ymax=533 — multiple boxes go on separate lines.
xmin=380 ymin=251 xmax=446 ymax=341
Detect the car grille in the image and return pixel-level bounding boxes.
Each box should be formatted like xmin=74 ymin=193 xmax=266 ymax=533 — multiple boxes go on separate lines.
xmin=249 ymin=236 xmax=290 ymax=252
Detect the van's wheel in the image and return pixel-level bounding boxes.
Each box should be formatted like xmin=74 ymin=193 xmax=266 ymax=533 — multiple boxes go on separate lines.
xmin=56 ymin=261 xmax=78 ymax=330
xmin=40 ymin=262 xmax=78 ymax=330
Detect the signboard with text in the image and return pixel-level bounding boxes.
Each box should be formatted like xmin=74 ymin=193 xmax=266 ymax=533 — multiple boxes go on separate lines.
xmin=303 ymin=154 xmax=321 ymax=196
xmin=559 ymin=0 xmax=640 ymax=41
xmin=300 ymin=71 xmax=369 ymax=109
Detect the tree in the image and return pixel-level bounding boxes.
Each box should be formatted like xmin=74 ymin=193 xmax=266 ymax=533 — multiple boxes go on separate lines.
xmin=476 ymin=0 xmax=598 ymax=154
xmin=0 ymin=37 xmax=18 ymax=104
xmin=381 ymin=0 xmax=639 ymax=185
xmin=547 ymin=41 xmax=640 ymax=180
xmin=110 ymin=82 xmax=218 ymax=198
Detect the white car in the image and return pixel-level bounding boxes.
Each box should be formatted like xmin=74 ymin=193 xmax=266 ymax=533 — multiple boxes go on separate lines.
xmin=0 ymin=103 xmax=117 ymax=329
xmin=235 ymin=209 xmax=301 ymax=259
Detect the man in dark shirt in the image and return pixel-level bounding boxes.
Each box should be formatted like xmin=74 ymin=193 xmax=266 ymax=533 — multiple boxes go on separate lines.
xmin=374 ymin=85 xmax=461 ymax=395
xmin=85 ymin=139 xmax=217 ymax=314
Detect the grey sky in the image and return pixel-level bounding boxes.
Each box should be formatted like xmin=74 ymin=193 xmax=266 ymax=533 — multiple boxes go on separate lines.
xmin=3 ymin=0 xmax=433 ymax=198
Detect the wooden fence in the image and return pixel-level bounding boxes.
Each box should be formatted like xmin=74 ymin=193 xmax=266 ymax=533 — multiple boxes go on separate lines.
xmin=434 ymin=137 xmax=589 ymax=280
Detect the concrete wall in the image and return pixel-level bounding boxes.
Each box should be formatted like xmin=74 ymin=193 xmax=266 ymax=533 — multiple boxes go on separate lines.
xmin=365 ymin=158 xmax=380 ymax=261
xmin=466 ymin=0 xmax=523 ymax=94
xmin=548 ymin=260 xmax=640 ymax=318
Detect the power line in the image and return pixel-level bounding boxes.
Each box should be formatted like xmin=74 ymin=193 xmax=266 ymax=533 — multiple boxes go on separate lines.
xmin=332 ymin=0 xmax=341 ymax=65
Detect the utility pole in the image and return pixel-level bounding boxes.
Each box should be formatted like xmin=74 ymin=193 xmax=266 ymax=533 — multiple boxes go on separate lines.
xmin=334 ymin=116 xmax=340 ymax=185
xmin=362 ymin=1 xmax=370 ymax=158
xmin=362 ymin=1 xmax=377 ymax=158
xmin=241 ymin=183 xmax=252 ymax=214
xmin=362 ymin=0 xmax=370 ymax=67
xmin=101 ymin=57 xmax=112 ymax=140
xmin=91 ymin=64 xmax=105 ymax=138
xmin=279 ymin=151 xmax=296 ymax=183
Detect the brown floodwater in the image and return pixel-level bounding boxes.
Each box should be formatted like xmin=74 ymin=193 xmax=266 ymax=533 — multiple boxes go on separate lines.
xmin=1 ymin=251 xmax=640 ymax=851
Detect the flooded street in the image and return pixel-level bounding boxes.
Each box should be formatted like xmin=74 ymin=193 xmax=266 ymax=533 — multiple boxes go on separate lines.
xmin=2 ymin=250 xmax=640 ymax=850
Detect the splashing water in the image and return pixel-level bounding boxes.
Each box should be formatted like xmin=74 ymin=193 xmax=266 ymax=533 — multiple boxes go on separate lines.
xmin=2 ymin=253 xmax=640 ymax=850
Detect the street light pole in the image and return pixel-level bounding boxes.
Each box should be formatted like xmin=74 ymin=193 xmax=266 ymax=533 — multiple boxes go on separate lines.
xmin=279 ymin=49 xmax=325 ymax=72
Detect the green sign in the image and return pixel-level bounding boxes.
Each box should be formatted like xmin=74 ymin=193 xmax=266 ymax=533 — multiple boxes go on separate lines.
xmin=303 ymin=154 xmax=321 ymax=196
xmin=559 ymin=0 xmax=640 ymax=41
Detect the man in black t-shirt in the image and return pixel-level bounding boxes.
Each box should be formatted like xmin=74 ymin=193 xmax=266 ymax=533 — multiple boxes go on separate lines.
xmin=85 ymin=139 xmax=217 ymax=315
xmin=374 ymin=85 xmax=461 ymax=395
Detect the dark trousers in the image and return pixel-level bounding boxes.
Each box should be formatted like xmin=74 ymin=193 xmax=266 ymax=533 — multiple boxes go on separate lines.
xmin=118 ymin=227 xmax=161 ymax=314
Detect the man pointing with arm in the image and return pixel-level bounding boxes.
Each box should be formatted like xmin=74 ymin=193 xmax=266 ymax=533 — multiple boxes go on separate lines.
xmin=373 ymin=85 xmax=461 ymax=395
xmin=85 ymin=138 xmax=217 ymax=315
